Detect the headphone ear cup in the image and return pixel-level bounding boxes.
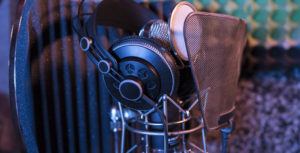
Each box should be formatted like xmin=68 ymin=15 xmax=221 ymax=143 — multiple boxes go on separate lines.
xmin=108 ymin=36 xmax=179 ymax=109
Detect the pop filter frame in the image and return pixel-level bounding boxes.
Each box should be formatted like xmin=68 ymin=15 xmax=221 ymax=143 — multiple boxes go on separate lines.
xmin=169 ymin=1 xmax=196 ymax=61
xmin=184 ymin=11 xmax=247 ymax=130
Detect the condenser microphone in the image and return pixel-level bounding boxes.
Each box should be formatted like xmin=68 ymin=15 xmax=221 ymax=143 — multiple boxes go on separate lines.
xmin=138 ymin=1 xmax=247 ymax=131
xmin=139 ymin=2 xmax=197 ymax=62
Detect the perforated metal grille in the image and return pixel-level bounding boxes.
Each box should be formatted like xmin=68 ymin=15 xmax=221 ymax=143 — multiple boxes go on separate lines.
xmin=184 ymin=12 xmax=247 ymax=130
xmin=139 ymin=20 xmax=170 ymax=49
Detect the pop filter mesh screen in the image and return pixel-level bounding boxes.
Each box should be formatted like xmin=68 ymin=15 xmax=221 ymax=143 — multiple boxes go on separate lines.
xmin=184 ymin=12 xmax=247 ymax=130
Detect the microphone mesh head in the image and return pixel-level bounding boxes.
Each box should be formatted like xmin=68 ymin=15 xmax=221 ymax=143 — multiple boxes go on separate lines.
xmin=184 ymin=12 xmax=247 ymax=130
xmin=139 ymin=20 xmax=170 ymax=49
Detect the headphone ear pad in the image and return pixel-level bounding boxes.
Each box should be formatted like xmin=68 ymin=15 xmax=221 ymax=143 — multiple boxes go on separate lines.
xmin=110 ymin=36 xmax=179 ymax=102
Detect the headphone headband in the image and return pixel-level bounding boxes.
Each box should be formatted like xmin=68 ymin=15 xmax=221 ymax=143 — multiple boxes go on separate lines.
xmin=78 ymin=0 xmax=160 ymax=67
xmin=94 ymin=0 xmax=158 ymax=33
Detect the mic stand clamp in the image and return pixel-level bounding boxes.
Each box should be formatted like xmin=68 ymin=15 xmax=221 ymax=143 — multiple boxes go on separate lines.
xmin=115 ymin=93 xmax=209 ymax=153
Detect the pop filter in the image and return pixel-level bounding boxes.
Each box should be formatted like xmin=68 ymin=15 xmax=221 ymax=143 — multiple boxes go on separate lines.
xmin=169 ymin=2 xmax=196 ymax=61
xmin=184 ymin=12 xmax=247 ymax=130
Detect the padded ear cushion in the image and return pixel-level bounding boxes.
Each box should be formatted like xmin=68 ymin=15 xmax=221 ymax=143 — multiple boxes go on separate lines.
xmin=109 ymin=36 xmax=179 ymax=108
xmin=117 ymin=38 xmax=196 ymax=102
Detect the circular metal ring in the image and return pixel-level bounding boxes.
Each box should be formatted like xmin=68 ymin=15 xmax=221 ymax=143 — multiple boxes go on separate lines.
xmin=80 ymin=37 xmax=92 ymax=51
xmin=125 ymin=119 xmax=204 ymax=136
xmin=98 ymin=60 xmax=111 ymax=74
xmin=134 ymin=115 xmax=192 ymax=126
xmin=119 ymin=79 xmax=143 ymax=101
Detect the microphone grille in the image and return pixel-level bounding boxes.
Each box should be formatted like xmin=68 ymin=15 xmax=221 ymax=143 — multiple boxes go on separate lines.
xmin=139 ymin=20 xmax=170 ymax=49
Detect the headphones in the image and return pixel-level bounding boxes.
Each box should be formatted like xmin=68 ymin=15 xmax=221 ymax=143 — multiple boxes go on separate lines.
xmin=75 ymin=0 xmax=196 ymax=110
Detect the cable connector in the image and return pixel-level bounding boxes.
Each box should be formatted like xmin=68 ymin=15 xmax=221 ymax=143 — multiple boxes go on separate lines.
xmin=220 ymin=120 xmax=235 ymax=153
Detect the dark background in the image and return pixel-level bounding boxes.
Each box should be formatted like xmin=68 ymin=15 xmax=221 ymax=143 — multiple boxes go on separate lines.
xmin=0 ymin=0 xmax=22 ymax=152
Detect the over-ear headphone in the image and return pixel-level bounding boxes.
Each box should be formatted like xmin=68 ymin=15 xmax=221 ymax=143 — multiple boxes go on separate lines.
xmin=75 ymin=0 xmax=195 ymax=110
